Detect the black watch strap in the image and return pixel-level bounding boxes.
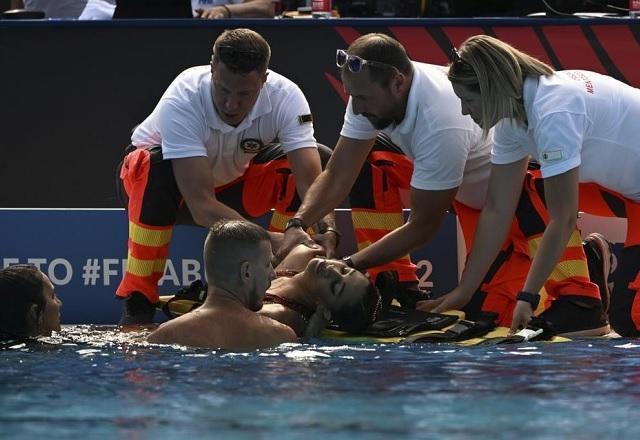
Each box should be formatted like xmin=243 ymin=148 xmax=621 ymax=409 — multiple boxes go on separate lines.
xmin=319 ymin=226 xmax=341 ymax=246
xmin=285 ymin=217 xmax=307 ymax=231
xmin=516 ymin=291 xmax=540 ymax=309
xmin=342 ymin=255 xmax=355 ymax=269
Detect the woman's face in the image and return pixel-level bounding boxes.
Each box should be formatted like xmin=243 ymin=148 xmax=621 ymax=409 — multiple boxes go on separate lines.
xmin=302 ymin=258 xmax=371 ymax=311
xmin=451 ymin=82 xmax=483 ymax=127
xmin=38 ymin=273 xmax=62 ymax=335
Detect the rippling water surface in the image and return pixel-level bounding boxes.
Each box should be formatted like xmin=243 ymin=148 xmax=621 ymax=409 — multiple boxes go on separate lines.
xmin=1 ymin=325 xmax=639 ymax=439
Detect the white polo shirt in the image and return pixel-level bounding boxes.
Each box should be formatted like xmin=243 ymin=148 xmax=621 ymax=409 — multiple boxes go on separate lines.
xmin=493 ymin=70 xmax=640 ymax=202
xmin=340 ymin=62 xmax=492 ymax=210
xmin=132 ymin=66 xmax=316 ymax=187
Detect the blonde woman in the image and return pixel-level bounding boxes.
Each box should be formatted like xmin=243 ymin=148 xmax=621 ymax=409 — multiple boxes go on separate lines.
xmin=433 ymin=35 xmax=640 ymax=336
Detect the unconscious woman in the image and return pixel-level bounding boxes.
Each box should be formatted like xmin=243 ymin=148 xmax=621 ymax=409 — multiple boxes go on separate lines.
xmin=0 ymin=264 xmax=63 ymax=341
xmin=258 ymin=242 xmax=382 ymax=338
xmin=436 ymin=35 xmax=640 ymax=336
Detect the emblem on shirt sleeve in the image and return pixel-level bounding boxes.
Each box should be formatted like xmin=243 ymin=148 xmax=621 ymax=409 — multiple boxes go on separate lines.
xmin=541 ymin=149 xmax=564 ymax=162
xmin=240 ymin=138 xmax=264 ymax=154
xmin=298 ymin=114 xmax=313 ymax=124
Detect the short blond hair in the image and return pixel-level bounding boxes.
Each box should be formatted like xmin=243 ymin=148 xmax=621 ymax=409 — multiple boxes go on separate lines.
xmin=448 ymin=35 xmax=554 ymax=135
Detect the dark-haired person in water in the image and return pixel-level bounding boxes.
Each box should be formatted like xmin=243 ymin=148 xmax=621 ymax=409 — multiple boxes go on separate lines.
xmin=0 ymin=265 xmax=62 ymax=341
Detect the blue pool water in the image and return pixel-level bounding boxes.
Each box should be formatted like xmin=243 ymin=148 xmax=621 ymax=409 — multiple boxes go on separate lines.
xmin=1 ymin=326 xmax=639 ymax=439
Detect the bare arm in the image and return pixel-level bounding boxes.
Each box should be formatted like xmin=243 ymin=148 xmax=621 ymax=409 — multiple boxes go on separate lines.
xmin=428 ymin=158 xmax=529 ymax=313
xmin=508 ymin=167 xmax=580 ymax=333
xmin=172 ymin=156 xmax=245 ymax=226
xmin=350 ymin=186 xmax=458 ymax=270
xmin=279 ymin=136 xmax=375 ymax=257
xmin=197 ymin=0 xmax=274 ymax=18
xmin=10 ymin=0 xmax=24 ymax=8
xmin=286 ymin=146 xmax=324 ymax=209
xmin=523 ymin=167 xmax=579 ymax=294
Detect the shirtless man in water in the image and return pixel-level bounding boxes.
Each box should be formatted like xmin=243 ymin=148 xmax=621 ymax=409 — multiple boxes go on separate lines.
xmin=147 ymin=220 xmax=297 ymax=350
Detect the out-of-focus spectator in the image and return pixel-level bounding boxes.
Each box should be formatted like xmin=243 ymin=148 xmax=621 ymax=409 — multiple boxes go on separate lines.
xmin=10 ymin=0 xmax=87 ymax=18
xmin=193 ymin=0 xmax=274 ymax=18
xmin=9 ymin=0 xmax=115 ymax=18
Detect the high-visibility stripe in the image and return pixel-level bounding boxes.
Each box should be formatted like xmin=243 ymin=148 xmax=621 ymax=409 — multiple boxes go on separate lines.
xmin=352 ymin=211 xmax=404 ymax=230
xmin=129 ymin=222 xmax=173 ymax=247
xmin=546 ymin=259 xmax=590 ymax=281
xmin=270 ymin=211 xmax=290 ymax=232
xmin=527 ymin=230 xmax=583 ymax=255
xmin=126 ymin=253 xmax=165 ymax=278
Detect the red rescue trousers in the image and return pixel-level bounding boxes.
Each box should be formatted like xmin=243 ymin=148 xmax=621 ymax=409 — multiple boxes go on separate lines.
xmin=115 ymin=143 xmax=327 ymax=303
xmin=457 ymin=168 xmax=600 ymax=327
xmin=578 ymin=183 xmax=640 ymax=336
xmin=351 ymin=135 xmax=601 ymax=327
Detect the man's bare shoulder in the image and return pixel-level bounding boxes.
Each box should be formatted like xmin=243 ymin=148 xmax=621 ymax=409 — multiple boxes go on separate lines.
xmin=247 ymin=313 xmax=298 ymax=347
xmin=147 ymin=306 xmax=296 ymax=350
xmin=146 ymin=313 xmax=201 ymax=345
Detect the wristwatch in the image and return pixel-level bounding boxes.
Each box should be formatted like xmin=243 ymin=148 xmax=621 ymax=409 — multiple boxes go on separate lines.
xmin=285 ymin=217 xmax=307 ymax=231
xmin=516 ymin=291 xmax=540 ymax=310
xmin=319 ymin=226 xmax=341 ymax=246
xmin=342 ymin=255 xmax=355 ymax=269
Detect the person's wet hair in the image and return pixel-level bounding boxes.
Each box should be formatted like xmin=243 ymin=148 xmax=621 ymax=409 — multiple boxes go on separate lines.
xmin=0 ymin=265 xmax=45 ymax=340
xmin=331 ymin=283 xmax=381 ymax=333
xmin=342 ymin=33 xmax=413 ymax=87
xmin=204 ymin=220 xmax=270 ymax=282
xmin=212 ymin=28 xmax=271 ymax=74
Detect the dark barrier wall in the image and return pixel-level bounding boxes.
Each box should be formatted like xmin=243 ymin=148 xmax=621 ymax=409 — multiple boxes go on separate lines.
xmin=1 ymin=18 xmax=639 ymax=207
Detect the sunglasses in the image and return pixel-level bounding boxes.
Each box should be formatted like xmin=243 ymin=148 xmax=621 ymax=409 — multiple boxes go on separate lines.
xmin=336 ymin=49 xmax=398 ymax=73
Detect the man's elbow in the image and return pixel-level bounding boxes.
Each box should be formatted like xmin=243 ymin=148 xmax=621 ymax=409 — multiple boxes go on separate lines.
xmin=189 ymin=201 xmax=216 ymax=227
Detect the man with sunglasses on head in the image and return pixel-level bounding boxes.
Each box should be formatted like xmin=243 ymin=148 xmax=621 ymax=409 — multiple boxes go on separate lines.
xmin=280 ymin=33 xmax=609 ymax=333
xmin=115 ymin=28 xmax=335 ymax=325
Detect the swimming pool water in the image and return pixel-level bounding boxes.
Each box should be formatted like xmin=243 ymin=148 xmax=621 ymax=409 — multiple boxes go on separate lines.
xmin=1 ymin=326 xmax=639 ymax=439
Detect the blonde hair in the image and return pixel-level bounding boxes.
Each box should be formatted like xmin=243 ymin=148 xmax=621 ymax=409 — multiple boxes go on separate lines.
xmin=448 ymin=35 xmax=554 ymax=135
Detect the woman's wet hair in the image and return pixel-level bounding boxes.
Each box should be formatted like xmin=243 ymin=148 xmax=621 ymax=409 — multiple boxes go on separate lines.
xmin=331 ymin=283 xmax=381 ymax=333
xmin=448 ymin=35 xmax=554 ymax=135
xmin=0 ymin=265 xmax=45 ymax=340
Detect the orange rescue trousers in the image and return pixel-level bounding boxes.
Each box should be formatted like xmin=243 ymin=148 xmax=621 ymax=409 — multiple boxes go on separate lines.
xmin=578 ymin=183 xmax=640 ymax=336
xmin=115 ymin=143 xmax=324 ymax=303
xmin=352 ymin=135 xmax=605 ymax=332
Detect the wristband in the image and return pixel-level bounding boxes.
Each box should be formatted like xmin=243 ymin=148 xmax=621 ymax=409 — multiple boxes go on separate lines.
xmin=319 ymin=226 xmax=341 ymax=246
xmin=516 ymin=291 xmax=540 ymax=310
xmin=285 ymin=218 xmax=307 ymax=232
xmin=222 ymin=4 xmax=232 ymax=17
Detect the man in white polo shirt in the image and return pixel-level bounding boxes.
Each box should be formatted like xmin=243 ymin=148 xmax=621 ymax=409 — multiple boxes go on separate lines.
xmin=280 ymin=33 xmax=607 ymax=334
xmin=115 ymin=28 xmax=334 ymax=324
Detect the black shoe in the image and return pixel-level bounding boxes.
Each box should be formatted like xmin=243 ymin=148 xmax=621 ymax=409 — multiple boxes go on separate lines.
xmin=119 ymin=292 xmax=156 ymax=325
xmin=583 ymin=233 xmax=615 ymax=314
xmin=374 ymin=271 xmax=430 ymax=312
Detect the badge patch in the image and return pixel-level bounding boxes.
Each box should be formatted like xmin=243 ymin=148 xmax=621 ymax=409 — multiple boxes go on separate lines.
xmin=541 ymin=150 xmax=563 ymax=161
xmin=240 ymin=138 xmax=264 ymax=154
xmin=298 ymin=114 xmax=313 ymax=124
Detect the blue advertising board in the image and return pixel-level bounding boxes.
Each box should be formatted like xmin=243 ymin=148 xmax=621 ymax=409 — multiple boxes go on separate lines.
xmin=0 ymin=209 xmax=458 ymax=324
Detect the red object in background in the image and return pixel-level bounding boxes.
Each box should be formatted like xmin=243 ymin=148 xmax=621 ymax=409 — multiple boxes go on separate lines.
xmin=272 ymin=0 xmax=282 ymax=15
xmin=631 ymin=0 xmax=640 ymax=13
xmin=312 ymin=0 xmax=332 ymax=13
